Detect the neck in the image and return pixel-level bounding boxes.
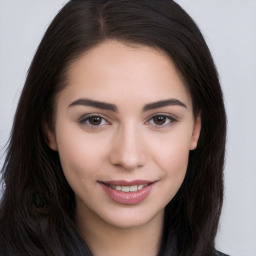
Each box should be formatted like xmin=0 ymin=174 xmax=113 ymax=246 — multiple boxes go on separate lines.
xmin=75 ymin=207 xmax=164 ymax=256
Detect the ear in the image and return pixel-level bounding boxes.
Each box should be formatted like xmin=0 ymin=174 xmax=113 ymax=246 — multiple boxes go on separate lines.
xmin=190 ymin=113 xmax=201 ymax=150
xmin=45 ymin=124 xmax=58 ymax=151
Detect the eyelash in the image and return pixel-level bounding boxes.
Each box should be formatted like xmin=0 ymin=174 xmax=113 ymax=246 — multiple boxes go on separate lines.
xmin=145 ymin=114 xmax=178 ymax=128
xmin=78 ymin=114 xmax=178 ymax=130
xmin=78 ymin=114 xmax=110 ymax=129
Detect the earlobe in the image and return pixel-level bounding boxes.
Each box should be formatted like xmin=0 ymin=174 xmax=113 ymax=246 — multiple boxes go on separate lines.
xmin=190 ymin=113 xmax=201 ymax=150
xmin=45 ymin=124 xmax=58 ymax=151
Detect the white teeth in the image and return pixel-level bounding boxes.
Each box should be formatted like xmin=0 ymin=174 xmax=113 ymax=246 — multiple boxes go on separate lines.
xmin=116 ymin=185 xmax=121 ymax=191
xmin=129 ymin=185 xmax=137 ymax=192
xmin=109 ymin=184 xmax=148 ymax=192
xmin=122 ymin=186 xmax=129 ymax=192
xmin=138 ymin=185 xmax=144 ymax=191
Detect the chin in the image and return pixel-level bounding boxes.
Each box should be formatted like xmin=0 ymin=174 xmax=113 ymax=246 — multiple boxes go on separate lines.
xmin=98 ymin=206 xmax=165 ymax=230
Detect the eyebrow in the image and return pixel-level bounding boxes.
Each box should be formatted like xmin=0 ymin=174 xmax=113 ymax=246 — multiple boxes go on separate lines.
xmin=69 ymin=99 xmax=118 ymax=112
xmin=68 ymin=98 xmax=187 ymax=112
xmin=143 ymin=99 xmax=187 ymax=111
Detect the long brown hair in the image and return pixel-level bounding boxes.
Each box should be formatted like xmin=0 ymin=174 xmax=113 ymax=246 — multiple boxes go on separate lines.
xmin=0 ymin=1 xmax=226 ymax=255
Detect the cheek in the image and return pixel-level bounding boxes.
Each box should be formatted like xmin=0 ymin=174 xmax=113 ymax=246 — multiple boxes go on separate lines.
xmin=151 ymin=126 xmax=192 ymax=170
xmin=149 ymin=128 xmax=192 ymax=195
xmin=54 ymin=125 xmax=108 ymax=188
xmin=157 ymin=140 xmax=189 ymax=179
xmin=157 ymin=144 xmax=189 ymax=202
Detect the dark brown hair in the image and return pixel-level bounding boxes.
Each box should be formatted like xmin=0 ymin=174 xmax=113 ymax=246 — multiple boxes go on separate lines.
xmin=0 ymin=1 xmax=226 ymax=255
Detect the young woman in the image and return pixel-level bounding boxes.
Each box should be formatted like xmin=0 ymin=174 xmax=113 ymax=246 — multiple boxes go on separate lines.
xmin=0 ymin=1 xmax=228 ymax=255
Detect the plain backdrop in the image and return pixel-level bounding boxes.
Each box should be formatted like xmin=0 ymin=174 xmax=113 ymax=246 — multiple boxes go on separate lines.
xmin=0 ymin=1 xmax=255 ymax=256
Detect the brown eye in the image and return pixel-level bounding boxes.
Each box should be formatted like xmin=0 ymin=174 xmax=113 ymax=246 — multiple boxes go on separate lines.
xmin=152 ymin=116 xmax=167 ymax=125
xmin=79 ymin=115 xmax=108 ymax=126
xmin=146 ymin=114 xmax=177 ymax=128
xmin=88 ymin=116 xmax=103 ymax=125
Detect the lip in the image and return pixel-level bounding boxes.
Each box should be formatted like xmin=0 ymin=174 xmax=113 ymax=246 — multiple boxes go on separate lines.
xmin=99 ymin=180 xmax=156 ymax=205
xmin=102 ymin=179 xmax=152 ymax=186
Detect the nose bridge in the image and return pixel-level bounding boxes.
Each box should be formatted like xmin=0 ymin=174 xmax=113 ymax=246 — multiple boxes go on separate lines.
xmin=109 ymin=121 xmax=146 ymax=170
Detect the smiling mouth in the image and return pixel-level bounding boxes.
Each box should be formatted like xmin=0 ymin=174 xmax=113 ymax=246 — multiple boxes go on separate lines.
xmin=105 ymin=184 xmax=149 ymax=192
xmin=99 ymin=180 xmax=156 ymax=205
xmin=100 ymin=179 xmax=155 ymax=193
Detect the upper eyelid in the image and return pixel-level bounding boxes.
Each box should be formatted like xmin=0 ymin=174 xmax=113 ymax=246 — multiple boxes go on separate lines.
xmin=145 ymin=114 xmax=179 ymax=129
xmin=146 ymin=113 xmax=178 ymax=121
xmin=78 ymin=113 xmax=110 ymax=122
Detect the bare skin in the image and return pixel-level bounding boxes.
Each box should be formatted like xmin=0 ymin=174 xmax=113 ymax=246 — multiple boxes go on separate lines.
xmin=47 ymin=40 xmax=201 ymax=256
xmin=76 ymin=203 xmax=164 ymax=256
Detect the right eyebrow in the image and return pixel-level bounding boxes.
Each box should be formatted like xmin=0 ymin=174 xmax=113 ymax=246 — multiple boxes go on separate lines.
xmin=68 ymin=98 xmax=118 ymax=112
xmin=143 ymin=98 xmax=187 ymax=112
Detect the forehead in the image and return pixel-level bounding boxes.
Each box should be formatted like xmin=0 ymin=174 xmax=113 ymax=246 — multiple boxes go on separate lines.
xmin=61 ymin=40 xmax=192 ymax=109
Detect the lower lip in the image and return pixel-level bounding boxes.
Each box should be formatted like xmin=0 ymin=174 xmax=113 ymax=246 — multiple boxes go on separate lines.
xmin=101 ymin=183 xmax=154 ymax=205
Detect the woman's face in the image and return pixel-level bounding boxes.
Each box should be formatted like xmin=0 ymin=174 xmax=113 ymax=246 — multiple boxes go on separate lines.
xmin=47 ymin=40 xmax=201 ymax=230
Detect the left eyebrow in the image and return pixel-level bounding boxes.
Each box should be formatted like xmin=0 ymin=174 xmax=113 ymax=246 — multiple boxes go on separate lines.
xmin=68 ymin=98 xmax=117 ymax=112
xmin=143 ymin=99 xmax=187 ymax=112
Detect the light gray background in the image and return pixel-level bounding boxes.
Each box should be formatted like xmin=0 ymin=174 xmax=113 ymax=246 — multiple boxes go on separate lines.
xmin=0 ymin=1 xmax=255 ymax=255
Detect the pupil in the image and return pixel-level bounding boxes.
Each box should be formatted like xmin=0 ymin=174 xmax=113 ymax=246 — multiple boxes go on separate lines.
xmin=153 ymin=116 xmax=166 ymax=125
xmin=89 ymin=116 xmax=102 ymax=125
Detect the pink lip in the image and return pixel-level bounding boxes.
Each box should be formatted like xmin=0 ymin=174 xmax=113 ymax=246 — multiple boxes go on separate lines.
xmin=99 ymin=180 xmax=156 ymax=205
xmin=102 ymin=179 xmax=152 ymax=186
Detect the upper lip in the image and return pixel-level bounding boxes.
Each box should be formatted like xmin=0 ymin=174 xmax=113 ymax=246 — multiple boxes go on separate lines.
xmin=99 ymin=180 xmax=155 ymax=186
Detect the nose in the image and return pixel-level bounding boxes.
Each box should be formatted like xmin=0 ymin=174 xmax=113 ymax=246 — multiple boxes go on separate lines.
xmin=109 ymin=124 xmax=147 ymax=170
